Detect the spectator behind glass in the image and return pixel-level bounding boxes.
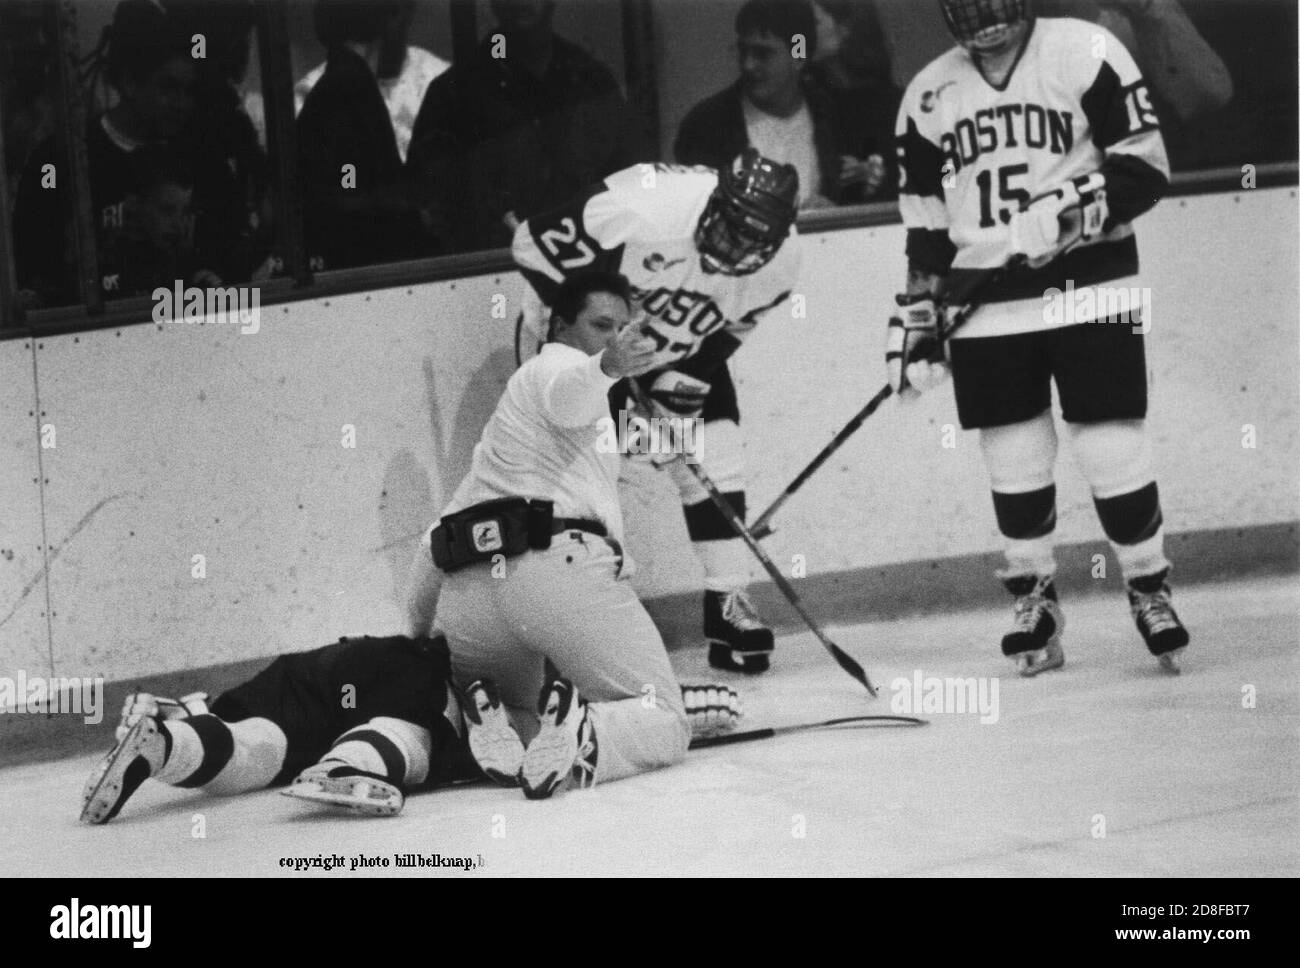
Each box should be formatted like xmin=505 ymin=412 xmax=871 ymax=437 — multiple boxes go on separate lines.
xmin=113 ymin=150 xmax=218 ymax=297
xmin=406 ymin=0 xmax=645 ymax=253
xmin=12 ymin=0 xmax=218 ymax=305
xmin=297 ymin=0 xmax=434 ymax=271
xmin=674 ymin=0 xmax=859 ymax=209
xmin=165 ymin=0 xmax=275 ymax=283
xmin=1035 ymin=0 xmax=1239 ymax=170
xmin=294 ymin=0 xmax=449 ymax=163
xmin=806 ymin=0 xmax=901 ymax=201
xmin=1 ymin=1 xmax=55 ymax=206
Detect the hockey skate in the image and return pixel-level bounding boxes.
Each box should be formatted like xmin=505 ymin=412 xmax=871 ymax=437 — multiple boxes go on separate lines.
xmin=1127 ymin=569 xmax=1190 ymax=674
xmin=80 ymin=715 xmax=168 ymax=824
xmin=463 ymin=678 xmax=525 ymax=787
xmin=282 ymin=761 xmax=404 ymax=816
xmin=520 ymin=678 xmax=597 ymax=800
xmin=705 ymin=589 xmax=775 ymax=673
xmin=1000 ymin=573 xmax=1066 ymax=677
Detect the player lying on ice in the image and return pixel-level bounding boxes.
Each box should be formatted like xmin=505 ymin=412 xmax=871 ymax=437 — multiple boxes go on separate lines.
xmin=887 ymin=0 xmax=1189 ymax=676
xmin=80 ymin=630 xmax=740 ymax=823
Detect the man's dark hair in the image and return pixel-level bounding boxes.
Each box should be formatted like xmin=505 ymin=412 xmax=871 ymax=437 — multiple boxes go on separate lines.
xmin=313 ymin=0 xmax=404 ymax=47
xmin=735 ymin=0 xmax=818 ymax=58
xmin=548 ymin=271 xmax=632 ymax=339
xmin=103 ymin=0 xmax=191 ymax=91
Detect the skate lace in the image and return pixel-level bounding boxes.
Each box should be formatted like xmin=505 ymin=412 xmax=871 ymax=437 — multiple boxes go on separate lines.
xmin=1133 ymin=590 xmax=1178 ymax=633
xmin=1012 ymin=595 xmax=1046 ymax=632
xmin=721 ymin=590 xmax=763 ymax=631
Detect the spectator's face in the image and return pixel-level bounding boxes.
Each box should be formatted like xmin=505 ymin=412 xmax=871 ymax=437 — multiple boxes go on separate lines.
xmin=138 ymin=182 xmax=194 ymax=251
xmin=491 ymin=0 xmax=552 ymax=33
xmin=123 ymin=56 xmax=197 ymax=140
xmin=554 ymin=292 xmax=631 ymax=357
xmin=738 ymin=30 xmax=801 ymax=110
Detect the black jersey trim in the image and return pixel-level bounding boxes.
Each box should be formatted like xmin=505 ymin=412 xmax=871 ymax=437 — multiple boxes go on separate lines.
xmin=948 ymin=235 xmax=1139 ymax=303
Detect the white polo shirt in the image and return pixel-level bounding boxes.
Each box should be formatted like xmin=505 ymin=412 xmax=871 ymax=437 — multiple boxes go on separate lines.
xmin=436 ymin=342 xmax=625 ymax=543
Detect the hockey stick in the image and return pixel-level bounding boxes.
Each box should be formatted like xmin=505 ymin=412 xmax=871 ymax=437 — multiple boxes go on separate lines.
xmin=749 ymin=257 xmax=1027 ymax=540
xmin=689 ymin=714 xmax=927 ymax=750
xmin=627 ymin=380 xmax=877 ymax=696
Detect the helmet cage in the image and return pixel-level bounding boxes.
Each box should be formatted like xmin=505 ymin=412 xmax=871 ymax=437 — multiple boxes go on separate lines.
xmin=939 ymin=0 xmax=1027 ymax=46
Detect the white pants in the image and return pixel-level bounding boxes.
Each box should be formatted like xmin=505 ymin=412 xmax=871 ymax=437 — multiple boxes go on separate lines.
xmin=436 ymin=530 xmax=690 ymax=784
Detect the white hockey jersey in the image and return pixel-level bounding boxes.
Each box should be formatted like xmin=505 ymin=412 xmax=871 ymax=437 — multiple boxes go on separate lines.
xmin=896 ymin=17 xmax=1170 ymax=335
xmin=513 ymin=164 xmax=802 ymax=374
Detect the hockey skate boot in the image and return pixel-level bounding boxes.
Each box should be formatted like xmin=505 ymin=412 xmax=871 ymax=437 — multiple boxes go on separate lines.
xmin=1126 ymin=569 xmax=1190 ymax=673
xmin=1000 ymin=573 xmax=1065 ymax=677
xmin=463 ymin=678 xmax=525 ymax=787
xmin=705 ymin=589 xmax=775 ymax=673
xmin=520 ymin=678 xmax=597 ymax=800
xmin=282 ymin=761 xmax=404 ymax=816
xmin=80 ymin=714 xmax=169 ymax=824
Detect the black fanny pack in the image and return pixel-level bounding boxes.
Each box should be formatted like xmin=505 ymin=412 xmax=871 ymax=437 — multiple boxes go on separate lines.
xmin=431 ymin=496 xmax=571 ymax=573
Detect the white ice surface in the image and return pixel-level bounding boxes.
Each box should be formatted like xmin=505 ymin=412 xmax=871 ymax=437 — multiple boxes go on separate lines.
xmin=4 ymin=576 xmax=1296 ymax=877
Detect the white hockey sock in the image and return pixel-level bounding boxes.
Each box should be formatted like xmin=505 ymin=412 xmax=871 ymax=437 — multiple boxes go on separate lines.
xmin=202 ymin=718 xmax=288 ymax=795
xmin=999 ymin=535 xmax=1057 ymax=579
xmin=154 ymin=720 xmax=203 ymax=785
xmin=327 ymin=718 xmax=431 ymax=786
xmin=1113 ymin=527 xmax=1171 ymax=582
xmin=694 ymin=539 xmax=750 ymax=593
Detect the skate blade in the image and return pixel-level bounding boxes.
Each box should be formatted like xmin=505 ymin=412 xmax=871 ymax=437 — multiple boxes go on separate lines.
xmin=281 ymin=778 xmax=402 ymax=816
xmin=1014 ymin=643 xmax=1065 ymax=678
xmin=1157 ymin=648 xmax=1184 ymax=675
xmin=80 ymin=717 xmax=157 ymax=824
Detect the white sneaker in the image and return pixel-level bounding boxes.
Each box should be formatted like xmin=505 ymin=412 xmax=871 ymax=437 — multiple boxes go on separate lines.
xmin=463 ymin=679 xmax=525 ymax=787
xmin=282 ymin=761 xmax=404 ymax=816
xmin=520 ymin=678 xmax=597 ymax=800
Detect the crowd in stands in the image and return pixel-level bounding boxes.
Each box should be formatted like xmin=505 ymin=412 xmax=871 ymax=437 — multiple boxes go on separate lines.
xmin=2 ymin=0 xmax=1293 ymax=310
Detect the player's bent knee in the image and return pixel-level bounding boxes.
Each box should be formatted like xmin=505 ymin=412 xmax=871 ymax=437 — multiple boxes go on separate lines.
xmin=979 ymin=411 xmax=1058 ymax=492
xmin=1066 ymin=419 xmax=1152 ymax=498
xmin=203 ymin=717 xmax=288 ymax=795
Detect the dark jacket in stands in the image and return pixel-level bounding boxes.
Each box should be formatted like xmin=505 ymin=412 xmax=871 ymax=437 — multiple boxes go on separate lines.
xmin=298 ymin=45 xmax=431 ymax=270
xmin=406 ymin=34 xmax=644 ymax=252
xmin=13 ymin=121 xmax=202 ymax=302
xmin=674 ymin=77 xmax=895 ymax=205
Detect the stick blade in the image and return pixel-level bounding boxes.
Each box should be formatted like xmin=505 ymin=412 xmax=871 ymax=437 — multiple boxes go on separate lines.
xmin=827 ymin=642 xmax=875 ymax=696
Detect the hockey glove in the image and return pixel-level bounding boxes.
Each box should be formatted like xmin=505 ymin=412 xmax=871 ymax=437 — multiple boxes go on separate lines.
xmin=886 ymin=294 xmax=949 ymax=397
xmin=116 ymin=691 xmax=210 ymax=742
xmin=681 ymin=683 xmax=742 ymax=736
xmin=1009 ymin=172 xmax=1109 ymax=267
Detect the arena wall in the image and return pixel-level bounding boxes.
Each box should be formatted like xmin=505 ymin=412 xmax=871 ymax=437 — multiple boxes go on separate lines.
xmin=1 ymin=186 xmax=1296 ymax=690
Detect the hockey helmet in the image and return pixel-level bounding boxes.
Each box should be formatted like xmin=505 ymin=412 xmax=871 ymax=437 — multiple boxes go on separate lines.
xmin=939 ymin=0 xmax=1028 ymax=49
xmin=696 ymin=148 xmax=799 ymax=276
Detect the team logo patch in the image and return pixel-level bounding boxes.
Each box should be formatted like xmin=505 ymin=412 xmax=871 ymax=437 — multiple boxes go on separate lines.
xmin=643 ymin=253 xmax=686 ymax=272
xmin=920 ymin=81 xmax=955 ymax=113
xmin=471 ymin=521 xmax=504 ymax=553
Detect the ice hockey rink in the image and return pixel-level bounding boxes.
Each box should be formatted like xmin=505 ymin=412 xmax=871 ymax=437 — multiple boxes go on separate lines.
xmin=4 ymin=572 xmax=1294 ymax=879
